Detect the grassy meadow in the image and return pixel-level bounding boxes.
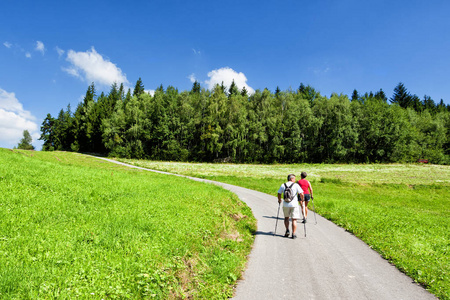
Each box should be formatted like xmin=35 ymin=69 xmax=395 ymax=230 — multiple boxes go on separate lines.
xmin=0 ymin=149 xmax=256 ymax=299
xmin=120 ymin=159 xmax=450 ymax=300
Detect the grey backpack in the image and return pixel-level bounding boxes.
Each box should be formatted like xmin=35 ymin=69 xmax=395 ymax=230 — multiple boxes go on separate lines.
xmin=283 ymin=183 xmax=296 ymax=202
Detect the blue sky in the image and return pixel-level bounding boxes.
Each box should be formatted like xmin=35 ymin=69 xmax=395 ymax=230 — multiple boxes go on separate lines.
xmin=1 ymin=0 xmax=449 ymax=150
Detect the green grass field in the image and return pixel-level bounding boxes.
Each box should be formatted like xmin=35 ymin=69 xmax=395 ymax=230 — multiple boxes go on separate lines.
xmin=0 ymin=149 xmax=256 ymax=299
xmin=120 ymin=159 xmax=450 ymax=300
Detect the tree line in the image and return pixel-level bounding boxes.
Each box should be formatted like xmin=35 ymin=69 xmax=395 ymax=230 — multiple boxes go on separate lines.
xmin=39 ymin=79 xmax=450 ymax=164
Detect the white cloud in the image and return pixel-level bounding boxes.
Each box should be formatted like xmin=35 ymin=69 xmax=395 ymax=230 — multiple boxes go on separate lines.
xmin=62 ymin=66 xmax=80 ymax=79
xmin=192 ymin=48 xmax=201 ymax=55
xmin=25 ymin=52 xmax=31 ymax=58
xmin=55 ymin=46 xmax=65 ymax=57
xmin=0 ymin=88 xmax=39 ymax=149
xmin=205 ymin=67 xmax=254 ymax=94
xmin=3 ymin=41 xmax=12 ymax=48
xmin=64 ymin=47 xmax=129 ymax=87
xmin=35 ymin=41 xmax=45 ymax=55
xmin=188 ymin=73 xmax=197 ymax=83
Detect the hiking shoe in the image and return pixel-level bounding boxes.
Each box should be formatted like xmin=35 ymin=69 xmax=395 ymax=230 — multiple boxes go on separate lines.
xmin=284 ymin=229 xmax=290 ymax=237
xmin=291 ymin=234 xmax=297 ymax=239
xmin=304 ymin=218 xmax=307 ymax=223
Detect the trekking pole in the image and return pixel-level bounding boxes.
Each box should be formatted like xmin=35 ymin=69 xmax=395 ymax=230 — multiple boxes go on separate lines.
xmin=301 ymin=201 xmax=307 ymax=237
xmin=274 ymin=202 xmax=281 ymax=236
xmin=304 ymin=220 xmax=307 ymax=237
xmin=311 ymin=197 xmax=318 ymax=225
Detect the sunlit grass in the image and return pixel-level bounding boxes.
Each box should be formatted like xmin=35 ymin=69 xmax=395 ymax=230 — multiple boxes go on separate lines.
xmin=0 ymin=149 xmax=256 ymax=299
xmin=118 ymin=159 xmax=450 ymax=186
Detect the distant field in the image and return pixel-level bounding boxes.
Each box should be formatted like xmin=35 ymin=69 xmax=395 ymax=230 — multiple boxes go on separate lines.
xmin=120 ymin=158 xmax=450 ymax=299
xmin=0 ymin=149 xmax=256 ymax=299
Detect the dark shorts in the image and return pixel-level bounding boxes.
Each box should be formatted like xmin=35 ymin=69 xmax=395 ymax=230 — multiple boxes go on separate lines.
xmin=303 ymin=194 xmax=311 ymax=202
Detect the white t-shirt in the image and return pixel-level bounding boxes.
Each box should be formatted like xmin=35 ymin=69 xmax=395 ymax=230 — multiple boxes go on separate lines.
xmin=278 ymin=182 xmax=304 ymax=207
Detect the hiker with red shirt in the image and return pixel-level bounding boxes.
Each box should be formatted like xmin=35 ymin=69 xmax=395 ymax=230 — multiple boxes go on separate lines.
xmin=298 ymin=171 xmax=313 ymax=223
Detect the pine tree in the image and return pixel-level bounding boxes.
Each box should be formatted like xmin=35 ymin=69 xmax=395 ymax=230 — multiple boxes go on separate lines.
xmin=17 ymin=130 xmax=35 ymax=150
xmin=39 ymin=114 xmax=56 ymax=150
xmin=220 ymin=81 xmax=226 ymax=94
xmin=275 ymin=86 xmax=281 ymax=97
xmin=298 ymin=83 xmax=306 ymax=94
xmin=411 ymin=95 xmax=423 ymax=112
xmin=374 ymin=89 xmax=387 ymax=102
xmin=229 ymin=80 xmax=239 ymax=97
xmin=390 ymin=82 xmax=412 ymax=108
xmin=241 ymin=86 xmax=248 ymax=97
xmin=351 ymin=89 xmax=359 ymax=102
xmin=423 ymin=95 xmax=436 ymax=112
xmin=191 ymin=80 xmax=201 ymax=94
xmin=133 ymin=77 xmax=145 ymax=97
xmin=125 ymin=89 xmax=132 ymax=103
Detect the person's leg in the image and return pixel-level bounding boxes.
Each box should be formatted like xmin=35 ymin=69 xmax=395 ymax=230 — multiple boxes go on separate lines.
xmin=283 ymin=207 xmax=290 ymax=236
xmin=303 ymin=194 xmax=311 ymax=219
xmin=292 ymin=217 xmax=297 ymax=234
xmin=291 ymin=206 xmax=300 ymax=237
xmin=300 ymin=201 xmax=306 ymax=221
xmin=284 ymin=217 xmax=290 ymax=230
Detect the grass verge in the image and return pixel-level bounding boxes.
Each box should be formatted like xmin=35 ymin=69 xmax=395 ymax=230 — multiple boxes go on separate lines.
xmin=0 ymin=149 xmax=256 ymax=299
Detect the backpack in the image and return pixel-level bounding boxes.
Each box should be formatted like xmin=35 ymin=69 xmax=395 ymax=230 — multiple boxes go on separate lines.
xmin=283 ymin=183 xmax=296 ymax=202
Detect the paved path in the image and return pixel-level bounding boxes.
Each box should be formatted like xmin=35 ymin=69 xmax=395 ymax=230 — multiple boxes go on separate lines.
xmin=95 ymin=157 xmax=436 ymax=300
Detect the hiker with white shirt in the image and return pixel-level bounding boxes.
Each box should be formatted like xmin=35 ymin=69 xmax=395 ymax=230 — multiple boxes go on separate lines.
xmin=277 ymin=174 xmax=304 ymax=239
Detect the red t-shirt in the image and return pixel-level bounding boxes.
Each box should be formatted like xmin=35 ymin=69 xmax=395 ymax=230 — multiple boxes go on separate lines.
xmin=298 ymin=179 xmax=310 ymax=194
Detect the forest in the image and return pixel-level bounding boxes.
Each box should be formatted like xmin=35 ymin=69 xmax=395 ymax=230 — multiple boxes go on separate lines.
xmin=39 ymin=79 xmax=450 ymax=164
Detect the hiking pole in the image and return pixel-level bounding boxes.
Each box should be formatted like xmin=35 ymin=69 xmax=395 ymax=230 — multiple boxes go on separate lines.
xmin=304 ymin=220 xmax=307 ymax=237
xmin=311 ymin=197 xmax=317 ymax=225
xmin=301 ymin=201 xmax=307 ymax=237
xmin=274 ymin=202 xmax=281 ymax=236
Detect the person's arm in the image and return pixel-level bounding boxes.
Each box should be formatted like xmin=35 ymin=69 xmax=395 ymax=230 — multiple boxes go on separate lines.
xmin=277 ymin=193 xmax=282 ymax=204
xmin=299 ymin=192 xmax=304 ymax=201
xmin=309 ymin=181 xmax=313 ymax=199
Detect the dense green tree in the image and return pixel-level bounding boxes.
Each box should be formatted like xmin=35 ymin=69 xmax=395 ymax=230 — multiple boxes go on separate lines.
xmin=278 ymin=91 xmax=310 ymax=162
xmin=411 ymin=94 xmax=423 ymax=112
xmin=352 ymin=97 xmax=392 ymax=162
xmin=228 ymin=80 xmax=240 ymax=97
xmin=40 ymin=79 xmax=450 ymax=165
xmin=437 ymin=99 xmax=446 ymax=113
xmin=423 ymin=95 xmax=436 ymax=112
xmin=191 ymin=80 xmax=201 ymax=94
xmin=123 ymin=95 xmax=146 ymax=158
xmin=240 ymin=86 xmax=248 ymax=97
xmin=298 ymin=84 xmax=320 ymax=103
xmin=72 ymin=82 xmax=96 ymax=152
xmin=39 ymin=113 xmax=56 ymax=151
xmin=351 ymin=89 xmax=359 ymax=102
xmin=102 ymin=98 xmax=127 ymax=157
xmin=275 ymin=86 xmax=281 ymax=97
xmin=17 ymin=130 xmax=35 ymax=150
xmin=53 ymin=106 xmax=74 ymax=151
xmin=298 ymin=83 xmax=306 ymax=94
xmin=374 ymin=89 xmax=387 ymax=102
xmin=133 ymin=77 xmax=145 ymax=97
xmin=310 ymin=93 xmax=357 ymax=162
xmin=390 ymin=82 xmax=411 ymax=108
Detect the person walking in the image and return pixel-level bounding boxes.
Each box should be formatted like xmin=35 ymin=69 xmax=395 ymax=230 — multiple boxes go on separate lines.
xmin=297 ymin=171 xmax=313 ymax=223
xmin=277 ymin=174 xmax=304 ymax=239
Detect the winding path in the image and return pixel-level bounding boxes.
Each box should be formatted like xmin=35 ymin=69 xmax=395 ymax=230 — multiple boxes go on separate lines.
xmin=95 ymin=157 xmax=436 ymax=300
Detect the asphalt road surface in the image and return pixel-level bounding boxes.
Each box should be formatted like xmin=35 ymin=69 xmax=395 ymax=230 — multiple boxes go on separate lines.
xmin=96 ymin=157 xmax=436 ymax=300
